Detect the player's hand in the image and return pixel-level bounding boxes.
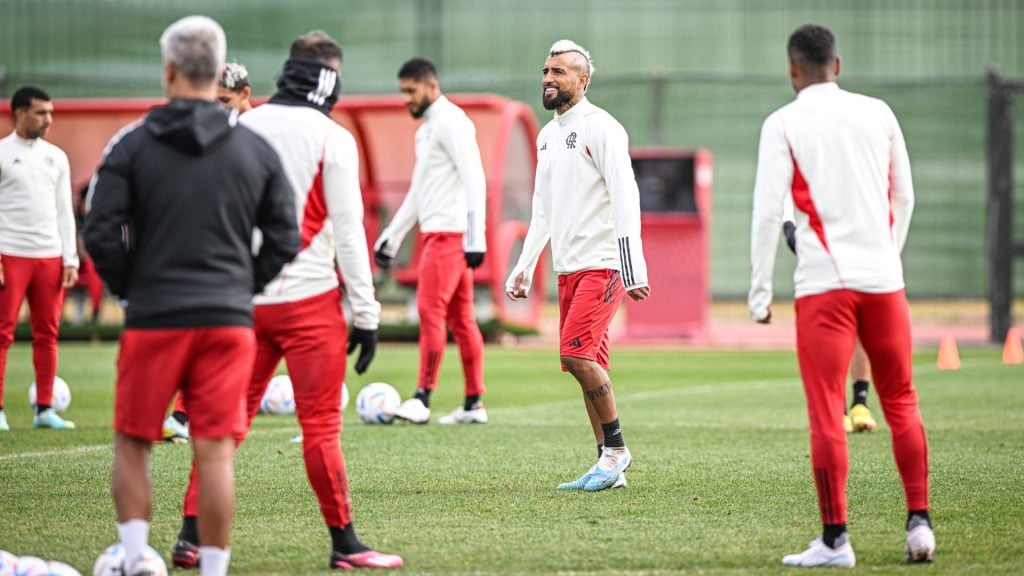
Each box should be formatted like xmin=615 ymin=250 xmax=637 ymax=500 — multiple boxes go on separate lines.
xmin=464 ymin=251 xmax=485 ymax=269
xmin=347 ymin=327 xmax=378 ymax=375
xmin=0 ymin=261 xmax=4 ymax=287
xmin=62 ymin=266 xmax=79 ymax=289
xmin=505 ymin=272 xmax=527 ymax=300
xmin=374 ymin=241 xmax=393 ymax=269
xmin=757 ymin=308 xmax=773 ymax=325
xmin=627 ymin=286 xmax=651 ymax=302
xmin=783 ymin=221 xmax=797 ymax=254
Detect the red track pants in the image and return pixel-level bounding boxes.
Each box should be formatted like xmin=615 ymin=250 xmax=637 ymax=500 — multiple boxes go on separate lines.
xmin=795 ymin=289 xmax=929 ymax=525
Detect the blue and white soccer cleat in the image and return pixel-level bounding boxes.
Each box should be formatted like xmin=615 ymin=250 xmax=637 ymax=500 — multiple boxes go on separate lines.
xmin=557 ymin=463 xmax=627 ymax=490
xmin=582 ymin=446 xmax=632 ymax=492
xmin=33 ymin=408 xmax=75 ymax=430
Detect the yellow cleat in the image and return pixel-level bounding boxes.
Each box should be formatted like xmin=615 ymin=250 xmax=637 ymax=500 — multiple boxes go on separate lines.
xmin=843 ymin=414 xmax=854 ymax=433
xmin=849 ymin=403 xmax=877 ymax=432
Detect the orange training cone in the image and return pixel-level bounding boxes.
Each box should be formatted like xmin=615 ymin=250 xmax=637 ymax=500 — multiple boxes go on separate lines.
xmin=1003 ymin=327 xmax=1024 ymax=365
xmin=937 ymin=335 xmax=961 ymax=370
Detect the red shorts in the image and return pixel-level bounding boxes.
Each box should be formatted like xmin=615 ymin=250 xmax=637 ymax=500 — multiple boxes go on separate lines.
xmin=558 ymin=269 xmax=625 ymax=370
xmin=114 ymin=326 xmax=255 ymax=441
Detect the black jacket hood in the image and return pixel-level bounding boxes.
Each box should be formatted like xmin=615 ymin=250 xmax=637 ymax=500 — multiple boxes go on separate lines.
xmin=145 ymin=98 xmax=236 ymax=156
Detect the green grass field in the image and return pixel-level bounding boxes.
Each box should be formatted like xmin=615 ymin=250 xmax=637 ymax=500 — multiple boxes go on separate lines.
xmin=1 ymin=342 xmax=1022 ymax=575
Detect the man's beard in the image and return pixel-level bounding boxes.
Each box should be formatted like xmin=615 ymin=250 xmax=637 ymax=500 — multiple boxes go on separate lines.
xmin=542 ymin=87 xmax=573 ymax=110
xmin=409 ymin=98 xmax=429 ymax=119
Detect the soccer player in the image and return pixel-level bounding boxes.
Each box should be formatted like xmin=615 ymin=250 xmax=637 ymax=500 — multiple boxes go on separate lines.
xmin=782 ymin=201 xmax=877 ymax=434
xmin=0 ymin=86 xmax=79 ymax=431
xmin=162 ymin=60 xmax=257 ymax=445
xmin=171 ymin=30 xmax=402 ymax=571
xmin=84 ymin=16 xmax=300 ymax=576
xmin=506 ymin=39 xmax=650 ymax=492
xmin=216 ymin=62 xmax=253 ymax=114
xmin=375 ymin=57 xmax=488 ymax=425
xmin=748 ymin=24 xmax=933 ymax=567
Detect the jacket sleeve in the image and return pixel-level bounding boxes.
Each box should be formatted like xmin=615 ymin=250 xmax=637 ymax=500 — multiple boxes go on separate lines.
xmin=253 ymin=146 xmax=300 ymax=294
xmin=887 ymin=105 xmax=915 ymax=253
xmin=748 ymin=111 xmax=791 ymax=321
xmin=54 ymin=151 xmax=79 ymax=269
xmin=83 ymin=132 xmax=134 ymax=298
xmin=590 ymin=118 xmax=648 ymax=290
xmin=374 ymin=171 xmax=419 ymax=258
xmin=505 ymin=153 xmax=550 ymax=295
xmin=439 ymin=115 xmax=487 ymax=253
xmin=324 ymin=129 xmax=381 ymax=330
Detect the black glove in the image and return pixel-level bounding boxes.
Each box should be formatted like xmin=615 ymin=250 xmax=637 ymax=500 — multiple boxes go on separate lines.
xmin=464 ymin=251 xmax=485 ymax=269
xmin=783 ymin=221 xmax=797 ymax=254
xmin=347 ymin=327 xmax=378 ymax=375
xmin=374 ymin=240 xmax=393 ymax=269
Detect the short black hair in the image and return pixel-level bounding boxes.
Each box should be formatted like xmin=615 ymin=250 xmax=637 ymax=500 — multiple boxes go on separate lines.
xmin=11 ymin=86 xmax=51 ymax=112
xmin=398 ymin=58 xmax=437 ymax=82
xmin=787 ymin=24 xmax=836 ymax=67
xmin=289 ymin=30 xmax=343 ymax=64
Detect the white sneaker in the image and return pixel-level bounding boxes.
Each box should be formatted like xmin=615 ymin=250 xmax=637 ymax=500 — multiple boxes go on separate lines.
xmin=290 ymin=432 xmax=304 ymax=443
xmin=0 ymin=410 xmax=9 ymax=431
xmin=438 ymin=405 xmax=488 ymax=424
xmin=162 ymin=415 xmax=189 ymax=444
xmin=905 ymin=524 xmax=935 ymax=563
xmin=782 ymin=537 xmax=856 ymax=568
xmin=394 ymin=398 xmax=430 ymax=424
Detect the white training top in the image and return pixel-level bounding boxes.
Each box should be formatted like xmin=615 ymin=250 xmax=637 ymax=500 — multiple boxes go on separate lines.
xmin=0 ymin=132 xmax=78 ymax=267
xmin=243 ymin=104 xmax=381 ymax=330
xmin=375 ymin=95 xmax=487 ymax=256
xmin=506 ymin=97 xmax=648 ymax=294
xmin=748 ymin=82 xmax=915 ymax=321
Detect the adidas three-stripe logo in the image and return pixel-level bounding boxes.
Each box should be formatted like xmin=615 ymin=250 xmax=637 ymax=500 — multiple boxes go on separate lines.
xmin=307 ymin=68 xmax=337 ymax=107
xmin=618 ymin=237 xmax=636 ymax=287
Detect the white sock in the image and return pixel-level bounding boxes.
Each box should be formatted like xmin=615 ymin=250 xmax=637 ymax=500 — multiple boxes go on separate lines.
xmin=199 ymin=546 xmax=231 ymax=576
xmin=117 ymin=519 xmax=149 ymax=569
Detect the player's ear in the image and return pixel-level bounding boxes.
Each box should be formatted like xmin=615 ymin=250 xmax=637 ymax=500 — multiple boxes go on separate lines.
xmin=241 ymin=85 xmax=251 ymax=100
xmin=833 ymin=56 xmax=841 ymax=78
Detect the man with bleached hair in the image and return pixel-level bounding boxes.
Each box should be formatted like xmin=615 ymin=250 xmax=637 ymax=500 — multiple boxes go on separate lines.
xmin=506 ymin=39 xmax=650 ymax=492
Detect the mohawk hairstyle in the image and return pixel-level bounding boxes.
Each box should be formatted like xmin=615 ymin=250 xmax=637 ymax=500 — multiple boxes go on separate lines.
xmin=219 ymin=62 xmax=250 ymax=92
xmin=549 ymin=39 xmax=595 ymax=77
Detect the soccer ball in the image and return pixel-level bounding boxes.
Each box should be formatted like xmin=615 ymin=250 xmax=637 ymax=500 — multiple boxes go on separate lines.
xmin=93 ymin=544 xmax=166 ymax=576
xmin=44 ymin=561 xmax=82 ymax=576
xmin=12 ymin=556 xmax=48 ymax=576
xmin=11 ymin=557 xmax=80 ymax=576
xmin=355 ymin=382 xmax=401 ymax=424
xmin=260 ymin=375 xmax=296 ymax=415
xmin=340 ymin=382 xmax=350 ymax=410
xmin=28 ymin=376 xmax=71 ymax=412
xmin=0 ymin=550 xmax=16 ymax=576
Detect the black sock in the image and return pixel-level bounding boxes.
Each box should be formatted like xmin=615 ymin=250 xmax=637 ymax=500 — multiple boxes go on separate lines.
xmin=907 ymin=510 xmax=931 ymax=530
xmin=330 ymin=524 xmax=370 ymax=555
xmin=413 ymin=388 xmax=431 ymax=408
xmin=172 ymin=411 xmax=188 ymax=426
xmin=464 ymin=395 xmax=480 ymax=411
xmin=822 ymin=524 xmax=847 ymax=549
xmin=601 ymin=419 xmax=624 ymax=448
xmin=36 ymin=404 xmax=51 ymax=415
xmin=596 ymin=444 xmax=603 ymax=460
xmin=852 ymin=380 xmax=870 ymax=407
xmin=179 ymin=516 xmax=199 ymax=545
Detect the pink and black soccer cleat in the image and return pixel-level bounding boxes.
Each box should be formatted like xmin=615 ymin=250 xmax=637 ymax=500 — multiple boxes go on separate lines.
xmin=171 ymin=538 xmax=200 ymax=569
xmin=330 ymin=549 xmax=404 ymax=570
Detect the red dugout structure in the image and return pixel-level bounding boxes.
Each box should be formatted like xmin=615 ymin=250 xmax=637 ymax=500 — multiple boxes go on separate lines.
xmin=0 ymin=95 xmax=544 ymax=331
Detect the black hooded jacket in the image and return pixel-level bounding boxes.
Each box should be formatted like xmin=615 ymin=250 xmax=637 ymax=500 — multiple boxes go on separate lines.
xmin=84 ymin=98 xmax=299 ymax=328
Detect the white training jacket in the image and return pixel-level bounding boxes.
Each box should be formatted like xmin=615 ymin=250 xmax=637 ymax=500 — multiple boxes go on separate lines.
xmin=506 ymin=98 xmax=648 ymax=294
xmin=748 ymin=82 xmax=915 ymax=321
xmin=375 ymin=95 xmax=487 ymax=256
xmin=243 ymin=104 xmax=380 ymax=330
xmin=0 ymin=132 xmax=78 ymax=268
